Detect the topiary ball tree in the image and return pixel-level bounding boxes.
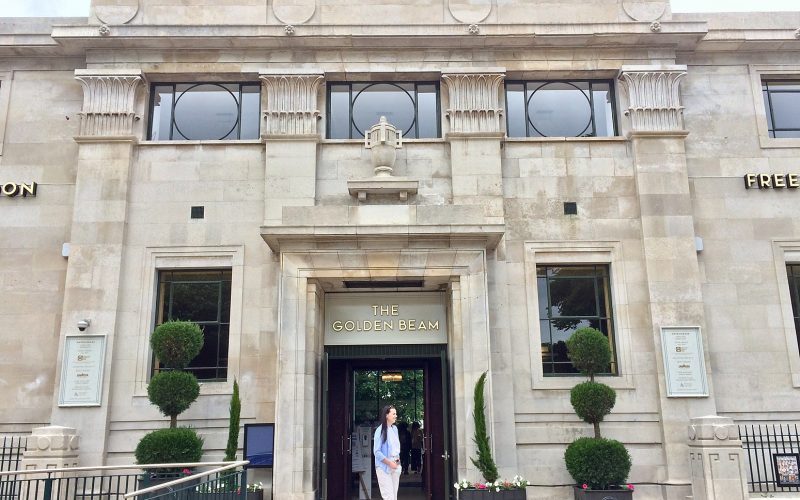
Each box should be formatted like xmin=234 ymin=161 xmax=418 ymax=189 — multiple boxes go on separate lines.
xmin=148 ymin=371 xmax=201 ymax=428
xmin=151 ymin=320 xmax=204 ymax=369
xmin=135 ymin=427 xmax=204 ymax=469
xmin=564 ymin=327 xmax=631 ymax=490
xmin=564 ymin=437 xmax=631 ymax=490
xmin=149 ymin=320 xmax=203 ymax=428
xmin=565 ymin=326 xmax=612 ymax=383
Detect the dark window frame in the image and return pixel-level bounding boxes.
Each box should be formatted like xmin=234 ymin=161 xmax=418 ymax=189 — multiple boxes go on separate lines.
xmin=537 ymin=264 xmax=618 ymax=376
xmin=762 ymin=80 xmax=800 ymax=139
xmin=505 ymin=79 xmax=619 ymax=138
xmin=147 ymin=82 xmax=261 ymax=141
xmin=325 ymin=81 xmax=442 ymax=139
xmin=152 ymin=268 xmax=232 ymax=382
xmin=789 ymin=264 xmax=800 ymax=350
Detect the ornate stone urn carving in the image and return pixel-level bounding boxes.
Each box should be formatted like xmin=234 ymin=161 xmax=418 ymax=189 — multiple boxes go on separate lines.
xmin=364 ymin=116 xmax=403 ymax=177
xmin=348 ymin=116 xmax=417 ymax=201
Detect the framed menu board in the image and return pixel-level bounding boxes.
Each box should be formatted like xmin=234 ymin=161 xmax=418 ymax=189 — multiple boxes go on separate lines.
xmin=58 ymin=335 xmax=106 ymax=407
xmin=660 ymin=326 xmax=709 ymax=398
xmin=774 ymin=453 xmax=800 ymax=487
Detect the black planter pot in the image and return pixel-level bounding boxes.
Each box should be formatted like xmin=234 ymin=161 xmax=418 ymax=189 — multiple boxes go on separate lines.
xmin=572 ymin=486 xmax=633 ymax=500
xmin=459 ymin=489 xmax=526 ymax=500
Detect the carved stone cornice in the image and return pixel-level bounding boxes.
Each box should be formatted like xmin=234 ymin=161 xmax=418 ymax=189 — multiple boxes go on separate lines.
xmin=618 ymin=65 xmax=688 ymax=133
xmin=441 ymin=69 xmax=505 ymax=134
xmin=74 ymin=69 xmax=143 ymax=138
xmin=259 ymin=70 xmax=324 ymax=136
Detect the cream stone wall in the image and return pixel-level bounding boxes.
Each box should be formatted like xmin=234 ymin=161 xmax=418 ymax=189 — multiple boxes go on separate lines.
xmin=2 ymin=3 xmax=800 ymax=500
xmin=0 ymin=59 xmax=83 ymax=432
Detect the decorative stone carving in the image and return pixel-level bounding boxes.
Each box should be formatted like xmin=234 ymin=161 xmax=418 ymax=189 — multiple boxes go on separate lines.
xmin=74 ymin=69 xmax=143 ymax=138
xmin=284 ymin=25 xmax=295 ymax=35
xmin=622 ymin=0 xmax=667 ymax=22
xmin=618 ymin=65 xmax=687 ymax=133
xmin=98 ymin=25 xmax=111 ymax=36
xmin=259 ymin=71 xmax=324 ymax=136
xmin=348 ymin=117 xmax=418 ymax=201
xmin=795 ymin=28 xmax=800 ymax=39
xmin=687 ymin=416 xmax=749 ymax=500
xmin=273 ymin=0 xmax=316 ymax=25
xmin=365 ymin=116 xmax=402 ymax=176
xmin=441 ymin=70 xmax=505 ymax=134
xmin=467 ymin=24 xmax=480 ymax=35
xmin=448 ymin=0 xmax=492 ymax=24
xmin=650 ymin=21 xmax=661 ymax=32
xmin=93 ymin=0 xmax=139 ymax=25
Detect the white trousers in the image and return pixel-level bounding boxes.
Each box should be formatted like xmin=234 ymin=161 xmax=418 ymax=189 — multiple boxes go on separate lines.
xmin=375 ymin=464 xmax=401 ymax=500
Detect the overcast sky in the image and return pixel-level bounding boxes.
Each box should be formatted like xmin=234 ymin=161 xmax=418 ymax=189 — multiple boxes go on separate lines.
xmin=0 ymin=0 xmax=799 ymax=17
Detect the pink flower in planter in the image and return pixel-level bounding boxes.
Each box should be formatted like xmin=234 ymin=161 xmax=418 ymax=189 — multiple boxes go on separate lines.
xmin=181 ymin=468 xmax=192 ymax=476
xmin=477 ymin=483 xmax=487 ymax=490
xmin=582 ymin=484 xmax=588 ymax=490
xmin=627 ymin=484 xmax=635 ymax=491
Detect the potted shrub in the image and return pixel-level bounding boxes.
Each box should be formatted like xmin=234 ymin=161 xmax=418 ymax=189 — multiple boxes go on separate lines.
xmin=564 ymin=327 xmax=633 ymax=500
xmin=135 ymin=321 xmax=205 ymax=489
xmin=224 ymin=379 xmax=241 ymax=462
xmin=454 ymin=372 xmax=528 ymax=499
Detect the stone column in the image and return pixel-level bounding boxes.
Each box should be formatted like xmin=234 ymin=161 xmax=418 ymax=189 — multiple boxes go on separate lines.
xmin=442 ymin=69 xmax=505 ymax=223
xmin=442 ymin=69 xmax=515 ymax=477
xmin=19 ymin=426 xmax=80 ymax=500
xmin=259 ymin=70 xmax=324 ymax=225
xmin=619 ymin=65 xmax=716 ymax=497
xmin=49 ymin=70 xmax=143 ymax=466
xmin=687 ymin=416 xmax=749 ymax=500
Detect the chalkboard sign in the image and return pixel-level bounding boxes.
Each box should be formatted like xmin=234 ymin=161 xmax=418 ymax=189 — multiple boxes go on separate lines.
xmin=244 ymin=423 xmax=274 ymax=468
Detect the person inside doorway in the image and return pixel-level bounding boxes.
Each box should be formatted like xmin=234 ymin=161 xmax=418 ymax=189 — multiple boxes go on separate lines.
xmin=410 ymin=421 xmax=422 ymax=474
xmin=373 ymin=405 xmax=401 ymax=500
xmin=398 ymin=422 xmax=411 ymax=474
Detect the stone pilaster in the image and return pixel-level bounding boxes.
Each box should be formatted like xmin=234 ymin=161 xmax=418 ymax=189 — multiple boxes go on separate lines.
xmin=620 ymin=65 xmax=716 ymax=497
xmin=49 ymin=69 xmax=142 ymax=466
xmin=618 ymin=65 xmax=687 ymax=133
xmin=441 ymin=71 xmax=505 ymax=134
xmin=259 ymin=70 xmax=324 ymax=225
xmin=74 ymin=69 xmax=143 ymax=139
xmin=442 ymin=69 xmax=505 ymax=222
xmin=20 ymin=426 xmax=80 ymax=500
xmin=687 ymin=416 xmax=749 ymax=500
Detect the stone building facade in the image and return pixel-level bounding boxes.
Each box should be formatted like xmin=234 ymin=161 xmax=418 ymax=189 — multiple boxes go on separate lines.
xmin=1 ymin=1 xmax=800 ymax=499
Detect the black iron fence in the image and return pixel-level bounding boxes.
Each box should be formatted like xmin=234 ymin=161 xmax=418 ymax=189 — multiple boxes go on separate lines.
xmin=0 ymin=436 xmax=26 ymax=499
xmin=739 ymin=424 xmax=800 ymax=493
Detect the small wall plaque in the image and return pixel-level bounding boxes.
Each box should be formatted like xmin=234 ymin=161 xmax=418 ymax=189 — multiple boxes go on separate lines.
xmin=660 ymin=326 xmax=709 ymax=397
xmin=58 ymin=335 xmax=106 ymax=407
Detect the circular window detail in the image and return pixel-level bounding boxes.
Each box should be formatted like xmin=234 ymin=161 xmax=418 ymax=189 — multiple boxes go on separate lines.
xmin=352 ymin=83 xmax=416 ymax=138
xmin=173 ymin=84 xmax=240 ymax=140
xmin=527 ymin=82 xmax=592 ymax=137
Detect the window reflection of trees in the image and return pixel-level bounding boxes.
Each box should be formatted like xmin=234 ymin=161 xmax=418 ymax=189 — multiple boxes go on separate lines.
xmin=353 ymin=370 xmax=424 ymax=426
xmin=154 ymin=270 xmax=232 ymax=381
xmin=538 ymin=266 xmax=616 ymax=375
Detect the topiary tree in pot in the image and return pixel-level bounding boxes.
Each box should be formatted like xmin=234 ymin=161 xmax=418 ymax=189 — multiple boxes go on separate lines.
xmin=564 ymin=327 xmax=633 ymax=500
xmin=135 ymin=321 xmax=205 ymax=480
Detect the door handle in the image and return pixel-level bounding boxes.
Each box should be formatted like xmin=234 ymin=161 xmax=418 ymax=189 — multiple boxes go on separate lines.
xmin=347 ymin=434 xmax=353 ymax=454
xmin=441 ymin=450 xmax=450 ymax=461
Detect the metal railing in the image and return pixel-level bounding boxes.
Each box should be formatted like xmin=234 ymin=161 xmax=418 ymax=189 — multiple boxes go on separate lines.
xmin=0 ymin=461 xmax=249 ymax=500
xmin=0 ymin=436 xmax=26 ymax=498
xmin=739 ymin=423 xmax=800 ymax=493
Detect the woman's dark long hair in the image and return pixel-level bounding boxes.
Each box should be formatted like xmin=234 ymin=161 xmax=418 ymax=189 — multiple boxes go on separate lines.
xmin=379 ymin=405 xmax=395 ymax=443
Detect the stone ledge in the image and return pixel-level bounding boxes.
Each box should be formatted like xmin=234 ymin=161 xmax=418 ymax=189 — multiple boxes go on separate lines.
xmin=261 ymin=223 xmax=505 ymax=253
xmin=347 ymin=178 xmax=419 ymax=201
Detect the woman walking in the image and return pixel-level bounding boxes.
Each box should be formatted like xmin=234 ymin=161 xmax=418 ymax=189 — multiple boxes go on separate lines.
xmin=373 ymin=405 xmax=401 ymax=500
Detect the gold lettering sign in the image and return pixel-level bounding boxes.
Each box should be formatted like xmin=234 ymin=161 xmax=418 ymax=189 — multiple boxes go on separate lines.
xmin=324 ymin=293 xmax=447 ymax=346
xmin=0 ymin=182 xmax=37 ymax=197
xmin=744 ymin=173 xmax=799 ymax=189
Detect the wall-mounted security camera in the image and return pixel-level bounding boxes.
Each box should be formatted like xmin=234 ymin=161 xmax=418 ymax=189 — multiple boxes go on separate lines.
xmin=77 ymin=319 xmax=91 ymax=332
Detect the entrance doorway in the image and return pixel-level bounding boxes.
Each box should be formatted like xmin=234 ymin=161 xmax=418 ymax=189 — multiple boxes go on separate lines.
xmin=323 ymin=347 xmax=451 ymax=500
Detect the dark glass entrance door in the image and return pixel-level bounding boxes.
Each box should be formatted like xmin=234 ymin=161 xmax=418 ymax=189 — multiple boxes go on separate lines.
xmin=324 ymin=354 xmax=451 ymax=500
